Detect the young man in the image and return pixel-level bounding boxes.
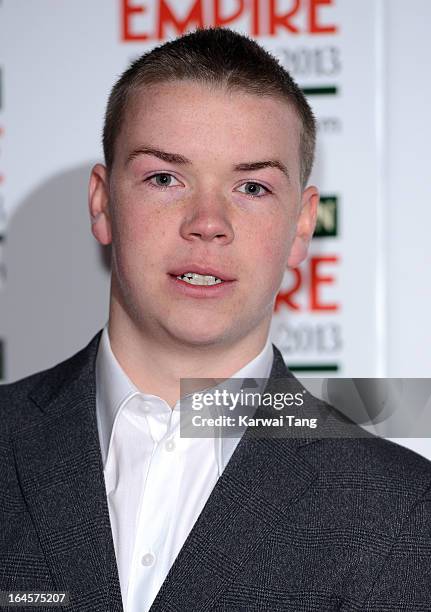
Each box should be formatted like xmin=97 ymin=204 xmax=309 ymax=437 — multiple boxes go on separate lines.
xmin=1 ymin=28 xmax=430 ymax=612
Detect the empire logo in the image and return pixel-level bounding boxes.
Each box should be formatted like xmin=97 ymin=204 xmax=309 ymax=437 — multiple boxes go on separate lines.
xmin=275 ymin=255 xmax=339 ymax=313
xmin=122 ymin=0 xmax=338 ymax=41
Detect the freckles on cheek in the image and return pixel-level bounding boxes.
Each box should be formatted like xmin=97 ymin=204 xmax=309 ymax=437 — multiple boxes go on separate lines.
xmin=116 ymin=200 xmax=156 ymax=239
xmin=114 ymin=207 xmax=170 ymax=273
xmin=261 ymin=240 xmax=276 ymax=260
xmin=258 ymin=226 xmax=289 ymax=259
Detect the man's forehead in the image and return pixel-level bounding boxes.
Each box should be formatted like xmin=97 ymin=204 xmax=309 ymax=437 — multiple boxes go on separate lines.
xmin=125 ymin=80 xmax=301 ymax=127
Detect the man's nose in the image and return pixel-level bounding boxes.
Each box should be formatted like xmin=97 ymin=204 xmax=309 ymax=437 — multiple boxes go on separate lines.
xmin=179 ymin=190 xmax=235 ymax=244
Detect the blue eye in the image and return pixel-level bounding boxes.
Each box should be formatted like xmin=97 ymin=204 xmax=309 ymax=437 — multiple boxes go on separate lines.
xmin=147 ymin=173 xmax=181 ymax=188
xmin=237 ymin=182 xmax=269 ymax=197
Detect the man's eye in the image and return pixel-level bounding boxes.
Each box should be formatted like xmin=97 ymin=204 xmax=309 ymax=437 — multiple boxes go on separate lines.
xmin=147 ymin=173 xmax=181 ymax=188
xmin=237 ymin=182 xmax=269 ymax=197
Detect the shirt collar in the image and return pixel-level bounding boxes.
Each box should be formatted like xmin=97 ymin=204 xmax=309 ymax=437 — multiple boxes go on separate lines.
xmin=95 ymin=327 xmax=138 ymax=467
xmin=96 ymin=326 xmax=274 ymax=472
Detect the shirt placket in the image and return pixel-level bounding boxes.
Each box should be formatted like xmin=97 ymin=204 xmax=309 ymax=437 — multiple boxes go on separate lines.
xmin=126 ymin=399 xmax=182 ymax=612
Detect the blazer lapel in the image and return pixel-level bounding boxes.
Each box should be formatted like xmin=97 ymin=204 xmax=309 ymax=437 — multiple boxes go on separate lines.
xmin=150 ymin=345 xmax=318 ymax=612
xmin=12 ymin=333 xmax=123 ymax=612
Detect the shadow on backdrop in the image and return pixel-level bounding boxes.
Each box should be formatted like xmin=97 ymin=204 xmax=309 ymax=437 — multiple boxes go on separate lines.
xmin=1 ymin=164 xmax=110 ymax=382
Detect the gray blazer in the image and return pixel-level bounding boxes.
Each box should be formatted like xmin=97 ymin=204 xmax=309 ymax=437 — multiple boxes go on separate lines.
xmin=1 ymin=332 xmax=430 ymax=611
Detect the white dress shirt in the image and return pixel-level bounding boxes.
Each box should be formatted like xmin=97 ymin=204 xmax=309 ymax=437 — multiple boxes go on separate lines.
xmin=95 ymin=327 xmax=274 ymax=611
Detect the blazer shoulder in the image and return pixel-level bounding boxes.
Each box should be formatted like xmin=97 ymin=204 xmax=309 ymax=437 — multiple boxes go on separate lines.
xmin=303 ymin=434 xmax=431 ymax=499
xmin=0 ymin=331 xmax=102 ymax=436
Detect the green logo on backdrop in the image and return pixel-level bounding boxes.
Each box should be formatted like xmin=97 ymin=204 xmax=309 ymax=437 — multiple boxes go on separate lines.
xmin=314 ymin=196 xmax=338 ymax=238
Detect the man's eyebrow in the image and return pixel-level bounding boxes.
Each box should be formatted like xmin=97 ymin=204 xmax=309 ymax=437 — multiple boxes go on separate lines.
xmin=126 ymin=147 xmax=192 ymax=165
xmin=126 ymin=148 xmax=289 ymax=180
xmin=233 ymin=160 xmax=289 ymax=180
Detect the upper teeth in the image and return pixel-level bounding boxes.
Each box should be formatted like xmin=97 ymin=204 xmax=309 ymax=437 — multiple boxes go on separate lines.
xmin=177 ymin=272 xmax=223 ymax=286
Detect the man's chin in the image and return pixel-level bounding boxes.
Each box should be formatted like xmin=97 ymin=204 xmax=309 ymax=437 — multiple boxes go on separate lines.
xmin=167 ymin=326 xmax=236 ymax=350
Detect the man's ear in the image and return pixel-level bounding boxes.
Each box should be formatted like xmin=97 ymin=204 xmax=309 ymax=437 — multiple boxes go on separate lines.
xmin=287 ymin=186 xmax=319 ymax=268
xmin=88 ymin=163 xmax=112 ymax=245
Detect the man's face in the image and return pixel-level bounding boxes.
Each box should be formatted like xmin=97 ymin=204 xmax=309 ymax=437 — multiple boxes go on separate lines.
xmin=90 ymin=81 xmax=318 ymax=350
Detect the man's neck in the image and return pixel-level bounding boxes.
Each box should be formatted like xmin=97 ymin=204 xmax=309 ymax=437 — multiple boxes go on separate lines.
xmin=107 ymin=313 xmax=271 ymax=408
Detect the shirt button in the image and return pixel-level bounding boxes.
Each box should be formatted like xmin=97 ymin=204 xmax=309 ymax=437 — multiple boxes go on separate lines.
xmin=165 ymin=439 xmax=175 ymax=452
xmin=142 ymin=404 xmax=150 ymax=413
xmin=141 ymin=553 xmax=155 ymax=567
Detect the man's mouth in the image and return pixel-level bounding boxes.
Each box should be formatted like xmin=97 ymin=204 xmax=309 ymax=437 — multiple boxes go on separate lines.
xmin=176 ymin=272 xmax=223 ymax=286
xmin=169 ymin=264 xmax=235 ymax=287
